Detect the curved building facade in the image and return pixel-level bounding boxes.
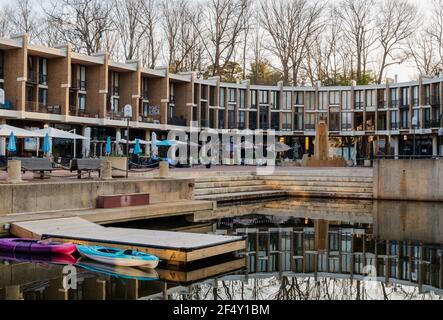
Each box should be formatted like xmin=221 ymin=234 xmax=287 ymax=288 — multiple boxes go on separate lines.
xmin=0 ymin=34 xmax=442 ymax=161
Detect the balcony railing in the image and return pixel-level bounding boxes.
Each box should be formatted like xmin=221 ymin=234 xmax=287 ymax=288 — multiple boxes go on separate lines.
xmin=27 ymin=71 xmax=38 ymax=84
xmin=168 ymin=117 xmax=187 ymax=126
xmin=424 ymin=120 xmax=431 ymax=128
xmin=412 ymin=98 xmax=419 ymax=106
xmin=378 ymin=102 xmax=386 ymax=109
xmin=38 ymin=104 xmax=61 ymax=114
xmin=25 ymin=100 xmax=36 ymax=112
xmin=107 ymin=111 xmax=124 ymax=120
xmin=390 ymin=123 xmax=399 ymax=130
xmin=431 ymin=120 xmax=441 ymax=128
xmin=390 ymin=100 xmax=399 ymax=108
xmin=169 ymin=95 xmax=176 ymax=104
xmin=354 ymin=102 xmax=364 ymax=110
xmin=305 ymin=124 xmax=315 ymax=131
xmin=377 ymin=123 xmax=387 ymax=131
xmin=0 ymin=100 xmax=15 ymax=110
xmin=139 ymin=116 xmax=155 ymax=123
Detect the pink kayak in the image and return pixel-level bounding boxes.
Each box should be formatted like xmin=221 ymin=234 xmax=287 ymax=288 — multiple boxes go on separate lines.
xmin=0 ymin=238 xmax=77 ymax=255
xmin=0 ymin=251 xmax=78 ymax=265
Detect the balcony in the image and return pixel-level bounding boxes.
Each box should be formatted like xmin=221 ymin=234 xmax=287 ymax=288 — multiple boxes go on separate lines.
xmin=168 ymin=117 xmax=187 ymax=126
xmin=431 ymin=120 xmax=441 ymax=128
xmin=390 ymin=123 xmax=399 ymax=130
xmin=139 ymin=116 xmax=155 ymax=123
xmin=0 ymin=100 xmax=15 ymax=110
xmin=38 ymin=103 xmax=61 ymax=114
xmin=107 ymin=111 xmax=124 ymax=121
xmin=25 ymin=100 xmax=36 ymax=112
xmin=424 ymin=120 xmax=431 ymax=128
xmin=305 ymin=124 xmax=315 ymax=131
xmin=378 ymin=102 xmax=386 ymax=109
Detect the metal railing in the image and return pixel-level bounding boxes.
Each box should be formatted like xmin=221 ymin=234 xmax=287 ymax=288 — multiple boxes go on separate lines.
xmin=0 ymin=100 xmax=15 ymax=110
xmin=168 ymin=117 xmax=187 ymax=126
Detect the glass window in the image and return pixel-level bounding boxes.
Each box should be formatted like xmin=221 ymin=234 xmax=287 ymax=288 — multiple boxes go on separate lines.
xmin=238 ymin=111 xmax=245 ymax=129
xmin=228 ymin=88 xmax=235 ymax=102
xmin=239 ymin=89 xmax=245 ymax=108
xmin=259 ymin=90 xmax=268 ymax=104
xmin=271 ymin=112 xmax=279 ymax=130
xmin=366 ymin=90 xmax=376 ymax=107
xmin=390 ymin=88 xmax=398 ymax=107
xmin=78 ymin=93 xmax=86 ymax=112
xmin=305 ymin=113 xmax=315 ymax=130
xmin=306 ymin=92 xmax=315 ymax=110
xmin=170 ymin=83 xmax=176 ymax=103
xmin=38 ymin=88 xmax=48 ymax=105
xmin=209 ymin=86 xmax=216 ymax=106
xmin=219 ymin=88 xmax=225 ymax=107
xmin=218 ymin=109 xmax=225 ymax=128
xmin=355 ymin=91 xmax=364 ymax=109
xmin=271 ymin=91 xmax=280 ymax=110
xmin=194 ymin=84 xmax=198 ymax=104
xmin=209 ymin=108 xmax=215 ymax=128
xmin=342 ymin=91 xmax=351 ymax=110
xmin=294 ymin=108 xmax=303 ymax=130
xmin=341 ymin=112 xmax=352 ymax=131
xmin=390 ymin=111 xmax=398 ymax=130
xmin=142 ymin=77 xmax=149 ymax=99
xmin=201 ymin=84 xmax=207 ymax=100
xmin=319 ymin=92 xmax=328 ymax=110
xmin=295 ymin=91 xmax=304 ymax=105
xmin=402 ymin=87 xmax=409 ymax=106
xmin=78 ymin=65 xmax=87 ymax=91
xmin=112 ymin=72 xmax=119 ymax=96
xmin=282 ymin=112 xmax=292 ymax=131
xmin=249 ymin=111 xmax=257 ymax=129
xmin=329 ymin=91 xmax=340 ymax=105
xmin=250 ymin=90 xmax=257 ymax=109
xmin=0 ymin=50 xmax=4 ymax=79
xmin=283 ymin=91 xmax=292 ymax=110
xmin=412 ymin=86 xmax=419 ymax=106
xmin=39 ymin=58 xmax=48 ymax=85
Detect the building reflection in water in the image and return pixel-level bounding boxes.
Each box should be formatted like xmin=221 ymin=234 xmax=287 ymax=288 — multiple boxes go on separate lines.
xmin=1 ymin=199 xmax=443 ymax=300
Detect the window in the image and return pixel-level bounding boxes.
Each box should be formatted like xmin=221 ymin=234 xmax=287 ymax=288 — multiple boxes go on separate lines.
xmin=271 ymin=91 xmax=280 ymax=110
xmin=218 ymin=109 xmax=225 ymax=128
xmin=366 ymin=90 xmax=376 ymax=107
xmin=294 ymin=107 xmax=303 ymax=131
xmin=271 ymin=112 xmax=279 ymax=130
xmin=259 ymin=90 xmax=268 ymax=104
xmin=424 ymin=108 xmax=431 ymax=127
xmin=228 ymin=88 xmax=236 ymax=103
xmin=142 ymin=77 xmax=149 ymax=99
xmin=355 ymin=91 xmax=364 ymax=109
xmin=342 ymin=91 xmax=351 ymax=110
xmin=341 ymin=112 xmax=352 ymax=131
xmin=112 ymin=97 xmax=119 ymax=112
xmin=28 ymin=56 xmax=35 ymax=82
xmin=249 ymin=111 xmax=257 ymax=130
xmin=306 ymin=92 xmax=315 ymax=110
xmin=194 ymin=84 xmax=198 ymax=104
xmin=209 ymin=86 xmax=216 ymax=106
xmin=402 ymin=87 xmax=409 ymax=107
xmin=238 ymin=111 xmax=245 ymax=129
xmin=170 ymin=83 xmax=176 ymax=103
xmin=209 ymin=108 xmax=215 ymax=128
xmin=295 ymin=91 xmax=304 ymax=105
xmin=433 ymin=84 xmax=440 ymax=105
xmin=192 ymin=106 xmax=198 ymax=121
xmin=413 ymin=109 xmax=420 ymax=128
xmin=319 ymin=92 xmax=328 ymax=110
xmin=228 ymin=106 xmax=235 ymax=129
xmin=250 ymin=90 xmax=257 ymax=109
xmin=219 ymin=88 xmax=225 ymax=107
xmin=78 ymin=65 xmax=87 ymax=91
xmin=401 ymin=109 xmax=409 ymax=129
xmin=283 ymin=91 xmax=292 ymax=110
xmin=239 ymin=89 xmax=245 ymax=108
xmin=111 ymin=72 xmax=120 ymax=96
xmin=0 ymin=50 xmax=4 ymax=79
xmin=282 ymin=112 xmax=292 ymax=131
xmin=38 ymin=88 xmax=48 ymax=106
xmin=39 ymin=58 xmax=48 ymax=85
xmin=390 ymin=88 xmax=398 ymax=107
xmin=78 ymin=94 xmax=86 ymax=112
xmin=200 ymin=101 xmax=207 ymax=127
xmin=390 ymin=111 xmax=398 ymax=130
xmin=424 ymin=85 xmax=431 ymax=105
xmin=305 ymin=113 xmax=315 ymax=130
xmin=201 ymin=84 xmax=207 ymax=100
xmin=329 ymin=91 xmax=340 ymax=105
xmin=329 ymin=111 xmax=340 ymax=131
xmin=412 ymin=86 xmax=419 ymax=106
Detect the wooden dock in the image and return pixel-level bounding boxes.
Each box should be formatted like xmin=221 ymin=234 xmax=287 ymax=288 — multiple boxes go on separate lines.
xmin=11 ymin=217 xmax=246 ymax=265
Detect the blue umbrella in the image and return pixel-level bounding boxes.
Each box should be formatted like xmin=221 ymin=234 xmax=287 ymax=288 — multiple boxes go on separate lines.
xmin=42 ymin=133 xmax=51 ymax=155
xmin=133 ymin=139 xmax=142 ymax=155
xmin=7 ymin=132 xmax=16 ymax=153
xmin=155 ymin=140 xmax=177 ymax=147
xmin=105 ymin=136 xmax=112 ymax=155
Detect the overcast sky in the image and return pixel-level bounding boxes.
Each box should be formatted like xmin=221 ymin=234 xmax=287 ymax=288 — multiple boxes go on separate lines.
xmin=0 ymin=0 xmax=436 ymax=82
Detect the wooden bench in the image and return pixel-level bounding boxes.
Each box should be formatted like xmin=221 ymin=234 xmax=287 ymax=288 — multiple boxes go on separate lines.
xmin=70 ymin=159 xmax=102 ymax=179
xmin=12 ymin=157 xmax=53 ymax=179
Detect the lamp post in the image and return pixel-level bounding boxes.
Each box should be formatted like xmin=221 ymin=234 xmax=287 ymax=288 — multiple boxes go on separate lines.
xmin=124 ymin=104 xmax=133 ymax=179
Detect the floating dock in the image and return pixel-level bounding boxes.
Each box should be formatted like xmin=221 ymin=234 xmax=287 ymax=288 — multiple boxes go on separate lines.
xmin=11 ymin=217 xmax=246 ymax=265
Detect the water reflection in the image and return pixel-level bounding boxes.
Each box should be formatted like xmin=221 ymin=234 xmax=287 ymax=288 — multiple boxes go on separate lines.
xmin=1 ymin=199 xmax=443 ymax=300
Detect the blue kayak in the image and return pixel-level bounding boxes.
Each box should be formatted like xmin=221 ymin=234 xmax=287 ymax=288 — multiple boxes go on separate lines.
xmin=77 ymin=245 xmax=159 ymax=268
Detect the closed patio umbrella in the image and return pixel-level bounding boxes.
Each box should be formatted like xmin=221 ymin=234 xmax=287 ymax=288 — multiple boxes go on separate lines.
xmin=0 ymin=124 xmax=44 ymax=138
xmin=7 ymin=132 xmax=16 ymax=153
xmin=133 ymin=139 xmax=142 ymax=155
xmin=42 ymin=133 xmax=51 ymax=155
xmin=105 ymin=137 xmax=112 ymax=155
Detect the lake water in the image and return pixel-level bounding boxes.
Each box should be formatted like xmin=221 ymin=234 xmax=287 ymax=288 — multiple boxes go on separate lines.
xmin=1 ymin=199 xmax=443 ymax=300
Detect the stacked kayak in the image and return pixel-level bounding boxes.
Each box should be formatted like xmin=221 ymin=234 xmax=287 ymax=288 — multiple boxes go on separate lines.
xmin=0 ymin=251 xmax=77 ymax=265
xmin=0 ymin=238 xmax=77 ymax=255
xmin=77 ymin=245 xmax=159 ymax=268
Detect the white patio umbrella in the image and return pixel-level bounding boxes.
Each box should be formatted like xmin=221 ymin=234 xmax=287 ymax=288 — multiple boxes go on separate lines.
xmin=34 ymin=127 xmax=86 ymax=158
xmin=119 ymin=139 xmax=152 ymax=145
xmin=0 ymin=124 xmax=44 ymax=138
xmin=267 ymin=142 xmax=291 ymax=153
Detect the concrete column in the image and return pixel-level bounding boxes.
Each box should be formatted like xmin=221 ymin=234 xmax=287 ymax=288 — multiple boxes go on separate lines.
xmin=115 ymin=128 xmax=122 ymax=155
xmin=432 ymin=135 xmax=438 ymax=156
xmin=82 ymin=127 xmax=91 ymax=158
xmin=159 ymin=161 xmax=170 ymax=178
xmin=392 ymin=136 xmax=399 ymax=160
xmin=145 ymin=130 xmax=151 ymax=156
xmin=0 ymin=137 xmax=5 ymax=156
xmin=7 ymin=160 xmax=22 ymax=183
xmin=101 ymin=159 xmax=112 ymax=180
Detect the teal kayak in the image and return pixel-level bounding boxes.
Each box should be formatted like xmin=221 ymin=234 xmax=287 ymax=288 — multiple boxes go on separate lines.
xmin=77 ymin=245 xmax=159 ymax=268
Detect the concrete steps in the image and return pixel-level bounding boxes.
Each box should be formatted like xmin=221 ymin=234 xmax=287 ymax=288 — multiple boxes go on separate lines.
xmin=194 ymin=185 xmax=271 ymax=196
xmin=195 ymin=180 xmax=265 ymax=189
xmin=196 ymin=190 xmax=287 ymax=202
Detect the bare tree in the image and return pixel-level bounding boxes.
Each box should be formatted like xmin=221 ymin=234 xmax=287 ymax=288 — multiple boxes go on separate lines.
xmin=336 ymin=0 xmax=377 ymax=83
xmin=0 ymin=4 xmax=13 ymax=38
xmin=10 ymin=0 xmax=40 ymax=42
xmin=426 ymin=0 xmax=443 ymax=65
xmin=44 ymin=0 xmax=115 ymax=55
xmin=260 ymin=0 xmax=324 ymax=86
xmin=407 ymin=32 xmax=442 ymax=76
xmin=195 ymin=0 xmax=250 ymax=78
xmin=139 ymin=0 xmax=161 ymax=68
xmin=374 ymin=0 xmax=420 ymax=84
